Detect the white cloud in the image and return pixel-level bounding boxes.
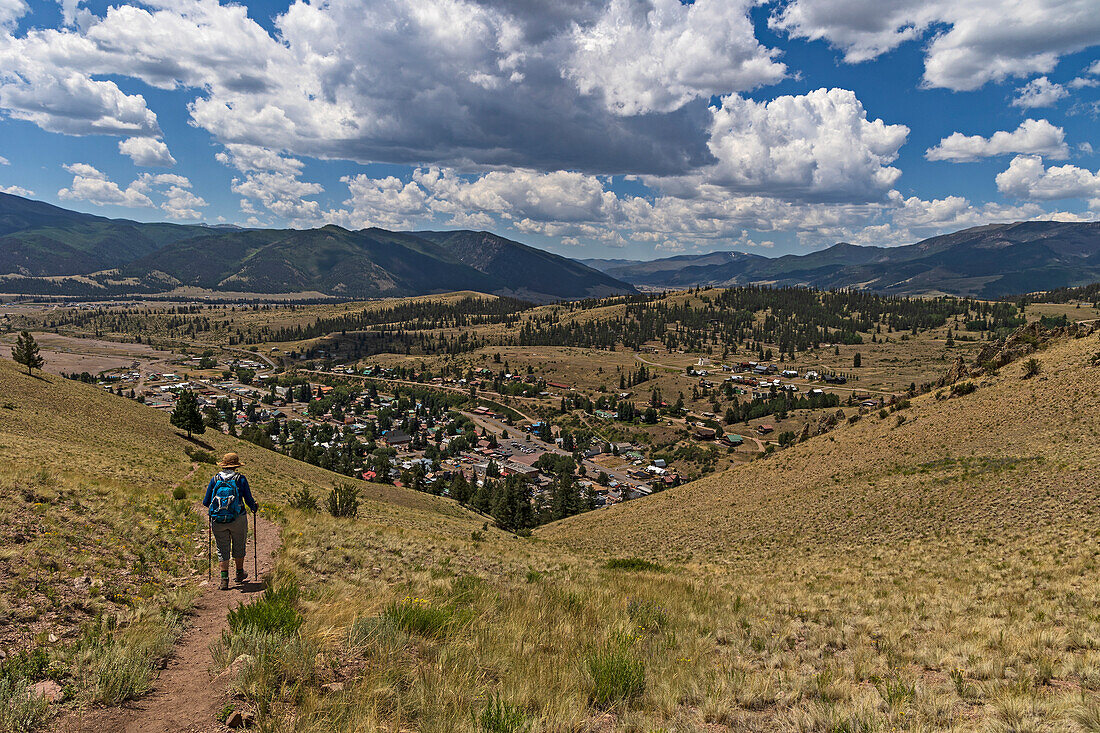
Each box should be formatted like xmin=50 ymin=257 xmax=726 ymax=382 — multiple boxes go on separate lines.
xmin=58 ymin=163 xmax=155 ymax=208
xmin=692 ymin=89 xmax=909 ymax=203
xmin=0 ymin=183 xmax=32 ymax=196
xmin=0 ymin=0 xmax=26 ymax=28
xmin=216 ymin=144 xmax=304 ymax=176
xmin=231 ymin=171 xmax=324 ymax=226
xmin=118 ymin=137 xmax=176 ymax=167
xmin=566 ymin=0 xmax=785 ymax=115
xmin=771 ymin=0 xmax=1100 ymax=92
xmin=996 ymin=154 xmax=1100 ymax=202
xmin=1011 ymin=76 xmax=1068 ymax=108
xmin=57 ymin=163 xmax=207 ymax=215
xmin=926 ymin=119 xmax=1069 ymax=162
xmin=160 ymin=185 xmax=207 ymax=220
xmin=0 ymin=155 xmax=8 ymax=165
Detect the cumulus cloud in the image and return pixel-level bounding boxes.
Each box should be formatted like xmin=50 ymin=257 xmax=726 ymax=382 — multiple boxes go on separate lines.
xmin=160 ymin=185 xmax=207 ymax=220
xmin=119 ymin=137 xmax=176 ymax=167
xmin=771 ymin=0 xmax=1100 ymax=91
xmin=1012 ymin=77 xmax=1068 ymax=108
xmin=926 ymin=119 xmax=1069 ymax=162
xmin=566 ymin=0 xmax=785 ymax=115
xmin=58 ymin=163 xmax=155 ymax=208
xmin=690 ymin=89 xmax=908 ymax=203
xmin=57 ymin=163 xmax=207 ymax=216
xmin=996 ymin=155 xmax=1100 ymax=202
xmin=0 ymin=183 xmax=32 ymax=196
xmin=0 ymin=0 xmax=26 ymax=28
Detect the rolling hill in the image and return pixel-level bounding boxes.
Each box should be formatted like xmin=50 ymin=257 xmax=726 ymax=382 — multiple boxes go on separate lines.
xmin=583 ymin=220 xmax=1100 ymax=297
xmin=5 ymin=318 xmax=1100 ymax=730
xmin=0 ymin=193 xmax=635 ymax=301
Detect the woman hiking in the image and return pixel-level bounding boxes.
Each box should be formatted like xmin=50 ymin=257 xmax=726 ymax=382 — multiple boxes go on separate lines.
xmin=203 ymin=453 xmax=259 ymax=590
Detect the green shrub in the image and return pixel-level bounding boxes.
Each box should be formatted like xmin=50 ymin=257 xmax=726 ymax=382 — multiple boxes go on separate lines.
xmin=586 ymin=646 xmax=645 ymax=708
xmin=288 ymin=487 xmax=318 ymax=512
xmin=951 ymin=381 xmax=976 ymax=396
xmin=172 ymin=486 xmax=186 ymax=501
xmin=604 ymin=557 xmax=664 ymax=572
xmin=227 ymin=583 xmax=302 ymax=637
xmin=327 ymin=482 xmax=359 ymax=518
xmin=184 ymin=446 xmax=217 ymax=464
xmin=383 ymin=599 xmax=454 ymax=638
xmin=478 ymin=694 xmax=528 ymax=733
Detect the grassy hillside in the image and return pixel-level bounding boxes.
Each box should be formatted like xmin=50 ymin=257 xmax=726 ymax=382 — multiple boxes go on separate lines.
xmin=0 ymin=356 xmax=476 ymax=729
xmin=6 ymin=330 xmax=1100 ymax=732
xmin=540 ymin=331 xmax=1100 ymax=729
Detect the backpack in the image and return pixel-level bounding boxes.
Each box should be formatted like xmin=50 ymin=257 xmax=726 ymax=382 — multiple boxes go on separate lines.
xmin=209 ymin=474 xmax=243 ymax=523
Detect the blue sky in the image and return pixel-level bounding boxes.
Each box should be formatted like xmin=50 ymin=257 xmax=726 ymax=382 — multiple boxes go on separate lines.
xmin=0 ymin=0 xmax=1097 ymax=260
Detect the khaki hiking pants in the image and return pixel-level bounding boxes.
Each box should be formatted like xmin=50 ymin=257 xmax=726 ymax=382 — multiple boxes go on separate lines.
xmin=212 ymin=513 xmax=248 ymax=561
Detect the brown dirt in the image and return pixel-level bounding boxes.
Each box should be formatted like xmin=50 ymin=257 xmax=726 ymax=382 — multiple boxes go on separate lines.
xmin=52 ymin=509 xmax=281 ymax=733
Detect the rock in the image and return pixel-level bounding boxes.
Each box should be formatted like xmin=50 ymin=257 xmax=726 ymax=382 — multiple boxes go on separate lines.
xmin=226 ymin=709 xmax=254 ymax=728
xmin=31 ymin=680 xmax=63 ymax=702
xmin=217 ymin=653 xmax=254 ymax=682
xmin=47 ymin=633 xmax=58 ymax=644
xmin=322 ymin=681 xmax=345 ymax=692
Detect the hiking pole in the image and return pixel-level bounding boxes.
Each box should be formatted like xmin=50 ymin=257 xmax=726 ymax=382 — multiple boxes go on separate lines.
xmin=253 ymin=509 xmax=258 ymax=580
xmin=207 ymin=516 xmax=212 ymax=581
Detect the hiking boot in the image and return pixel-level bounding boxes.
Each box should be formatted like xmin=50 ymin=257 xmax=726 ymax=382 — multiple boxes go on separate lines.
xmin=219 ymin=576 xmax=229 ymax=591
xmin=235 ymin=569 xmax=248 ymax=584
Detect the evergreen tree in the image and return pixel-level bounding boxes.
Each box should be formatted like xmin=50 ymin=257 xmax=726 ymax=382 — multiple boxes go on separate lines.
xmin=11 ymin=331 xmax=44 ymax=375
xmin=170 ymin=390 xmax=206 ymax=438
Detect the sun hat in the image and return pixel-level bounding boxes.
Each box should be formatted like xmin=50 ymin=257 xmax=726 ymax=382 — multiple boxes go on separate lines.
xmin=218 ymin=452 xmax=243 ymax=469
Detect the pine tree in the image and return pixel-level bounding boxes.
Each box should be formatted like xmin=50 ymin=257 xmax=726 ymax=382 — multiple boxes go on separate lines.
xmin=170 ymin=390 xmax=206 ymax=439
xmin=11 ymin=331 xmax=44 ymax=375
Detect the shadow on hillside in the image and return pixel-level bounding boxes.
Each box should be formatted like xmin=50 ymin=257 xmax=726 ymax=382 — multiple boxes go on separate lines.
xmin=178 ymin=433 xmax=215 ymax=451
xmin=26 ymin=372 xmax=51 ymax=383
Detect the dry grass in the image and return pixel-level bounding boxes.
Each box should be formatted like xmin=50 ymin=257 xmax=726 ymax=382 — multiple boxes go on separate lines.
xmin=5 ymin=313 xmax=1100 ymax=731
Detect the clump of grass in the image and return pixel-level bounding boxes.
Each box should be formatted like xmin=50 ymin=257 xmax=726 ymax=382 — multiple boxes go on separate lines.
xmin=227 ymin=582 xmax=302 ymax=637
xmin=327 ymin=482 xmax=359 ymax=518
xmin=171 ymin=486 xmax=186 ymax=501
xmin=586 ymin=644 xmax=645 ymax=708
xmin=477 ymin=694 xmax=528 ymax=733
xmin=0 ymin=677 xmax=50 ymax=733
xmin=383 ymin=598 xmax=455 ymax=638
xmin=626 ymin=599 xmax=667 ymax=633
xmin=288 ymin=487 xmax=318 ymax=512
xmin=604 ymin=557 xmax=664 ymax=572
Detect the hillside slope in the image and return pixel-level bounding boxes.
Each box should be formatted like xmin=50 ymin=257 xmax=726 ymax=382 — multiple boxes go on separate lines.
xmin=0 ymin=355 xmax=484 ymax=727
xmin=543 ymin=331 xmax=1100 ymax=554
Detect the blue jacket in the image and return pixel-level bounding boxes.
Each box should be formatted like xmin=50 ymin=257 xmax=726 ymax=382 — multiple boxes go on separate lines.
xmin=203 ymin=471 xmax=258 ymax=514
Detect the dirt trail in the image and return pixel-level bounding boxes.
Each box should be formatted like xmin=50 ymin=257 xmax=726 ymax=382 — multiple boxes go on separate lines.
xmin=54 ymin=506 xmax=281 ymax=733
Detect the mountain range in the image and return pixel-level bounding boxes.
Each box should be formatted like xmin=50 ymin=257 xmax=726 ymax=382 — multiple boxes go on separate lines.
xmin=0 ymin=193 xmax=634 ymax=301
xmin=583 ymin=220 xmax=1100 ymax=298
xmin=3 ymin=192 xmax=1099 ymax=299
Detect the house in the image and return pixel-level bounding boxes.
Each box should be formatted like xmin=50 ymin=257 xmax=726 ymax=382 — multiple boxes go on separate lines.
xmin=721 ymin=433 xmax=744 ymax=447
xmin=383 ymin=429 xmax=412 ymax=447
xmin=652 ymin=458 xmax=667 ymax=468
xmin=756 ymin=424 xmax=774 ymax=435
xmin=547 ymin=381 xmax=572 ymax=390
xmin=694 ymin=427 xmax=717 ymax=440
